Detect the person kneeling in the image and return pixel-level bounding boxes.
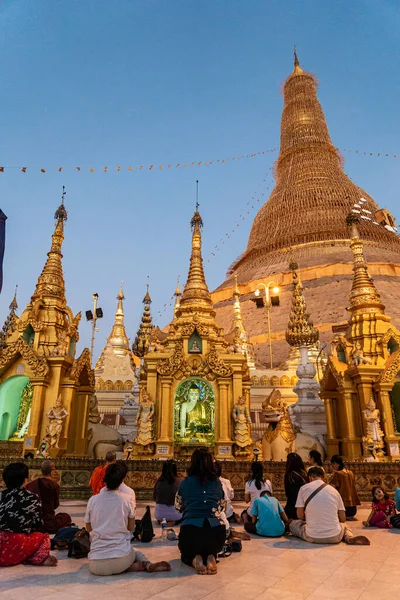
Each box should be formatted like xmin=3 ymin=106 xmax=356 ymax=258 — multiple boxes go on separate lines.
xmin=289 ymin=467 xmax=370 ymax=546
xmin=85 ymin=463 xmax=171 ymax=576
xmin=244 ymin=491 xmax=288 ymax=537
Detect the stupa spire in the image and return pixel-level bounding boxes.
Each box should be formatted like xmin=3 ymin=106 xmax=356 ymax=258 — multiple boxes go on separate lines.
xmin=31 ymin=187 xmax=67 ymax=304
xmin=180 ymin=185 xmax=212 ymax=308
xmin=106 ymin=282 xmax=130 ymax=354
xmin=293 ymin=45 xmax=303 ymax=75
xmin=346 ymin=214 xmax=385 ymax=315
xmin=230 ymin=274 xmax=255 ymax=367
xmin=132 ymin=282 xmax=154 ymax=358
xmin=286 ymin=259 xmax=319 ymax=347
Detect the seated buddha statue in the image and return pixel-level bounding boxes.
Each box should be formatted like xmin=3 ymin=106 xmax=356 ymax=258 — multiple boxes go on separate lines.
xmin=179 ymin=383 xmax=210 ymax=438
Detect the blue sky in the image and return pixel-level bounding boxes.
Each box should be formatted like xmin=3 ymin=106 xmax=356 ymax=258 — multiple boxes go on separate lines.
xmin=0 ymin=0 xmax=399 ymax=361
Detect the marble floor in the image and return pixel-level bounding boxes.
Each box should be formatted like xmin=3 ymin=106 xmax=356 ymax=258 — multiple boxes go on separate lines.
xmin=0 ymin=501 xmax=399 ymax=600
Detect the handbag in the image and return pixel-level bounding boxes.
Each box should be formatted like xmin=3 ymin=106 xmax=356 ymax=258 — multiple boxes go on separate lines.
xmin=231 ymin=540 xmax=242 ymax=552
xmin=390 ymin=514 xmax=400 ymax=529
xmin=135 ymin=506 xmax=155 ymax=543
xmin=51 ymin=526 xmax=79 ymax=550
xmin=67 ymin=528 xmax=91 ymax=559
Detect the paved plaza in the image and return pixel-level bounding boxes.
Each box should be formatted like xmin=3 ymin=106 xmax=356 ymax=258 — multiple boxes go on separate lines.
xmin=0 ymin=501 xmax=399 ymax=600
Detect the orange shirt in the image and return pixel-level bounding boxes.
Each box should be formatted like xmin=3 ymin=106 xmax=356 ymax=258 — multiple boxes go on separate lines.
xmin=89 ymin=464 xmax=108 ymax=495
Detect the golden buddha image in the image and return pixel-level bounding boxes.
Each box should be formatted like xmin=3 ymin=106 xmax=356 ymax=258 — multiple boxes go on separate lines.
xmin=174 ymin=379 xmax=214 ymax=444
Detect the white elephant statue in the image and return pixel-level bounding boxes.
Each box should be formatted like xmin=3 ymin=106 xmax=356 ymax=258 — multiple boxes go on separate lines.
xmin=86 ymin=393 xmax=124 ymax=458
xmin=261 ymin=389 xmax=325 ymax=462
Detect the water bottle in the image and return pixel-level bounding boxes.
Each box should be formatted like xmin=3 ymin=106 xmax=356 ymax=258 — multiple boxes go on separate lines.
xmin=161 ymin=518 xmax=167 ymax=541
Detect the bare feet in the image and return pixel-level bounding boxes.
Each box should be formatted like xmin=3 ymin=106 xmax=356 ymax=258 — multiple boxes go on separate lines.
xmin=146 ymin=561 xmax=171 ymax=573
xmin=347 ymin=535 xmax=370 ymax=546
xmin=126 ymin=560 xmax=148 ymax=572
xmin=192 ymin=554 xmax=207 ymax=575
xmin=206 ymin=555 xmax=217 ymax=575
xmin=43 ymin=555 xmax=58 ymax=567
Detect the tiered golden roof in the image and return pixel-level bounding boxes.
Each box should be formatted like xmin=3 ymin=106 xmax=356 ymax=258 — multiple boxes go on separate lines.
xmin=285 ymin=259 xmax=319 ymax=347
xmin=228 ymin=51 xmax=400 ymax=280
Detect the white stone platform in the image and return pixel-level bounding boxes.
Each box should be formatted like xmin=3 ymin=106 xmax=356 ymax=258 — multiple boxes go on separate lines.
xmin=0 ymin=501 xmax=399 ymax=600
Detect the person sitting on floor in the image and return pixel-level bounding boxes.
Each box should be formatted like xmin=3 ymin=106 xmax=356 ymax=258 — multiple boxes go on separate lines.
xmin=85 ymin=462 xmax=170 ymax=576
xmin=289 ymin=466 xmax=370 ymax=546
xmin=175 ymin=448 xmax=226 ymax=575
xmin=284 ymin=452 xmax=308 ymax=520
xmin=89 ymin=451 xmax=116 ymax=495
xmin=113 ymin=460 xmax=136 ymax=507
xmin=329 ymin=455 xmax=360 ymax=519
xmin=242 ymin=461 xmax=272 ymax=523
xmin=245 ymin=490 xmax=289 ymax=537
xmin=363 ymin=486 xmax=396 ymax=529
xmin=26 ymin=459 xmax=72 ymax=533
xmin=214 ymin=461 xmax=241 ymax=524
xmin=153 ymin=459 xmax=181 ymax=524
xmin=307 ymin=450 xmax=325 ymax=474
xmin=0 ymin=462 xmax=58 ymax=567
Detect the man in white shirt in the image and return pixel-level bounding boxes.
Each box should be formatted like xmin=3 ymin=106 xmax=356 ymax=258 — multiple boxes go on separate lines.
xmin=290 ymin=467 xmax=370 ymax=545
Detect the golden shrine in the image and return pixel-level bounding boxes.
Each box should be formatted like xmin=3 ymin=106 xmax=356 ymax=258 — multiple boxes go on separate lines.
xmin=320 ymin=216 xmax=400 ymax=461
xmin=0 ymin=194 xmax=94 ymax=457
xmin=134 ymin=204 xmax=251 ymax=460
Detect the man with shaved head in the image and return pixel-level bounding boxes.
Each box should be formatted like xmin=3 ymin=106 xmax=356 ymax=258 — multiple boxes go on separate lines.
xmin=26 ymin=459 xmax=72 ymax=533
xmin=89 ymin=451 xmax=117 ymax=495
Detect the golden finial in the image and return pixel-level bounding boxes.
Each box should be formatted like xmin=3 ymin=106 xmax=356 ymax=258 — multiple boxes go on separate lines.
xmin=9 ymin=284 xmax=18 ymax=312
xmin=174 ymin=275 xmax=181 ymax=296
xmin=346 ymin=214 xmax=385 ymax=315
xmin=106 ymin=282 xmax=129 ymax=354
xmin=0 ymin=285 xmax=19 ymax=349
xmin=293 ymin=45 xmax=304 ymax=75
xmin=286 ymin=259 xmax=319 ymax=347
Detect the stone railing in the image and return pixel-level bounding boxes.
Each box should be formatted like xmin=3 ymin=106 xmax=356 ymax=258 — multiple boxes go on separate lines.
xmin=0 ymin=457 xmax=398 ymax=501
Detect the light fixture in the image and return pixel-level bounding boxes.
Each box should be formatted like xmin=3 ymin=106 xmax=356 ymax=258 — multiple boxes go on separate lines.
xmin=272 ymin=286 xmax=280 ymax=295
xmin=254 ymin=288 xmax=260 ymax=297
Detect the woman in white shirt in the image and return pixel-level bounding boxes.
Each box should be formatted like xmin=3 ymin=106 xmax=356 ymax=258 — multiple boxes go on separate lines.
xmin=85 ymin=463 xmax=171 ymax=576
xmin=242 ymin=462 xmax=272 ymax=522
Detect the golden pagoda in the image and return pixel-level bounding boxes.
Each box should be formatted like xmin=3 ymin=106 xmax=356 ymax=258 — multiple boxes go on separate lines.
xmin=212 ymin=49 xmax=400 ymax=369
xmin=0 ymin=192 xmax=94 ymax=456
xmin=95 ymin=284 xmax=137 ymax=414
xmin=320 ymin=215 xmax=400 ymax=460
xmin=136 ymin=203 xmax=251 ymax=459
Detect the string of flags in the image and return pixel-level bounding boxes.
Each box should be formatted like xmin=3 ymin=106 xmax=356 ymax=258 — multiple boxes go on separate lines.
xmin=0 ymin=147 xmax=398 ymax=174
xmin=0 ymin=149 xmax=277 ymax=174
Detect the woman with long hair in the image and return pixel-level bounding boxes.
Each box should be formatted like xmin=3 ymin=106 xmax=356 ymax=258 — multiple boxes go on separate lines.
xmin=153 ymin=459 xmax=181 ymax=524
xmin=330 ymin=455 xmax=360 ymax=519
xmin=0 ymin=462 xmax=57 ymax=567
xmin=284 ymin=453 xmax=308 ymax=519
xmin=175 ymin=449 xmax=226 ymax=575
xmin=308 ymin=450 xmax=324 ymax=472
xmin=85 ymin=463 xmax=170 ymax=576
xmin=242 ymin=462 xmax=272 ymax=523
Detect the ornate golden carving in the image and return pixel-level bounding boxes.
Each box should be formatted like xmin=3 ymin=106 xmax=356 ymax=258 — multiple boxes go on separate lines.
xmin=0 ymin=336 xmax=49 ymax=377
xmin=286 ymin=260 xmax=319 ymax=347
xmin=132 ymin=285 xmax=154 ymax=358
xmin=157 ymin=341 xmax=185 ymax=376
xmin=377 ymin=350 xmax=400 ymax=384
xmin=206 ymin=344 xmax=232 ymax=377
xmin=70 ymin=348 xmax=95 ymax=387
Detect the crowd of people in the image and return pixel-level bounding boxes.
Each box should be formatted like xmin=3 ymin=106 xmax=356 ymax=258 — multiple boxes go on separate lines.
xmin=1 ymin=448 xmax=399 ymax=574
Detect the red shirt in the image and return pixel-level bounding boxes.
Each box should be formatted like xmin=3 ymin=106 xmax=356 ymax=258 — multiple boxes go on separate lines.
xmin=372 ymin=499 xmax=396 ymax=516
xmin=89 ymin=465 xmax=108 ymax=495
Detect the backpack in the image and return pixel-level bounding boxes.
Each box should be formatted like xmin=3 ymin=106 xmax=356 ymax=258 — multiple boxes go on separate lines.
xmin=67 ymin=528 xmax=91 ymax=559
xmin=135 ymin=506 xmax=155 ymax=543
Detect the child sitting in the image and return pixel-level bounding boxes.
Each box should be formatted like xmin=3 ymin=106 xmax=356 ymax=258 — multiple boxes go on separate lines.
xmin=363 ymin=486 xmax=396 ymax=529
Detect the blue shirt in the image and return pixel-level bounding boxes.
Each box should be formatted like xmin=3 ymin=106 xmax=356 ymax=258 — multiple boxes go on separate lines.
xmin=175 ymin=475 xmax=224 ymax=527
xmin=394 ymin=488 xmax=400 ymax=511
xmin=250 ymin=495 xmax=285 ymax=537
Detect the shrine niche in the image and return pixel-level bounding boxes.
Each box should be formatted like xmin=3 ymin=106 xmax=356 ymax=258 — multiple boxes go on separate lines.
xmin=174 ymin=377 xmax=215 ymax=446
xmin=135 ymin=205 xmax=251 ymax=460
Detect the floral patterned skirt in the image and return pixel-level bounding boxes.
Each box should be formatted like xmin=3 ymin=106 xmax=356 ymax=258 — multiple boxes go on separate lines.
xmin=0 ymin=531 xmax=50 ymax=566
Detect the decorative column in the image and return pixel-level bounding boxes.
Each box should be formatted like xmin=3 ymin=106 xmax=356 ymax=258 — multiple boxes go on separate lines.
xmin=215 ymin=378 xmax=233 ymax=459
xmin=342 ymin=390 xmax=362 ymax=459
xmin=156 ymin=377 xmax=174 ymax=458
xmin=323 ymin=396 xmax=339 ymax=457
xmin=376 ymin=386 xmax=400 ymax=459
xmin=24 ymin=381 xmax=48 ymax=453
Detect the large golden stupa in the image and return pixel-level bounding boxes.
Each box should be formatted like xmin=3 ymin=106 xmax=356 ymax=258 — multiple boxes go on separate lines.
xmin=212 ymin=51 xmax=400 ymax=367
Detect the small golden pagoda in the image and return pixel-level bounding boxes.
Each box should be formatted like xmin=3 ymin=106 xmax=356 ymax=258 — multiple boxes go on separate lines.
xmin=320 ymin=216 xmax=400 ymax=460
xmin=136 ymin=204 xmax=251 ymax=460
xmin=95 ymin=284 xmax=137 ymax=413
xmin=0 ymin=192 xmax=94 ymax=456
